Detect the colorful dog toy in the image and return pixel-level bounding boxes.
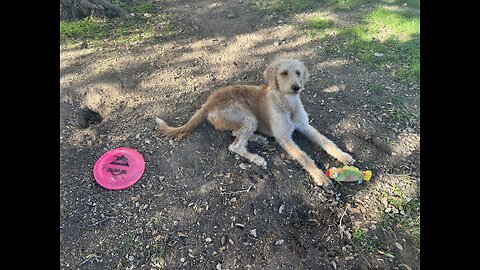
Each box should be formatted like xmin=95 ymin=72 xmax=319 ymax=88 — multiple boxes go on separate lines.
xmin=325 ymin=166 xmax=372 ymax=183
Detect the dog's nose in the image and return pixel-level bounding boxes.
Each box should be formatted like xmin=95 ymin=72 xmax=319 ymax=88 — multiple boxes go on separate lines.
xmin=292 ymin=85 xmax=300 ymax=93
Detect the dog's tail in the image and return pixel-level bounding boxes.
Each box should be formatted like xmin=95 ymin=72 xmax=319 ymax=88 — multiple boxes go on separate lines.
xmin=155 ymin=106 xmax=208 ymax=140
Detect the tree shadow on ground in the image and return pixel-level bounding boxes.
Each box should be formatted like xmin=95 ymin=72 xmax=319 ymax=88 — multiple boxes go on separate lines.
xmin=60 ymin=0 xmax=420 ymax=269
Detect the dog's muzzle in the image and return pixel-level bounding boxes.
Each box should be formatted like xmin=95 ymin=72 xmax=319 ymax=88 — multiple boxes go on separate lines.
xmin=291 ymin=84 xmax=300 ymax=94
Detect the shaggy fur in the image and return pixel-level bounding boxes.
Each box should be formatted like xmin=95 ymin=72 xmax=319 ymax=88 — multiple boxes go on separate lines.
xmin=155 ymin=58 xmax=354 ymax=187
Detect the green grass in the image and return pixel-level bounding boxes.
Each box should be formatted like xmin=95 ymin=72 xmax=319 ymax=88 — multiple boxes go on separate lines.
xmin=302 ymin=17 xmax=336 ymax=39
xmin=151 ymin=242 xmax=165 ymax=257
xmin=331 ymin=0 xmax=360 ymax=10
xmin=60 ymin=19 xmax=106 ymax=43
xmin=351 ymin=228 xmax=380 ymax=253
xmin=380 ymin=180 xmax=420 ymax=249
xmin=217 ymin=147 xmax=234 ymax=162
xmin=112 ymin=0 xmax=155 ymax=14
xmin=303 ymin=6 xmax=419 ymax=82
xmin=343 ymin=7 xmax=420 ymax=81
xmin=60 ymin=1 xmax=172 ymax=46
xmin=393 ymin=0 xmax=420 ymax=9
xmin=250 ymin=0 xmax=324 ymax=16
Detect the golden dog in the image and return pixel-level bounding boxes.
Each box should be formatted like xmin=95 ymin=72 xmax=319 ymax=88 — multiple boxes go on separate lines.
xmin=155 ymin=58 xmax=354 ymax=187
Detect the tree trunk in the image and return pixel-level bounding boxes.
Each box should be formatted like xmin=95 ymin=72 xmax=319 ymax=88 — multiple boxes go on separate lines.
xmin=60 ymin=0 xmax=132 ymax=20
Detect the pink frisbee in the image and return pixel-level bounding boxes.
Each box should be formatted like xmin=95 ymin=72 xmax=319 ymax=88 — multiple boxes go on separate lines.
xmin=93 ymin=147 xmax=145 ymax=190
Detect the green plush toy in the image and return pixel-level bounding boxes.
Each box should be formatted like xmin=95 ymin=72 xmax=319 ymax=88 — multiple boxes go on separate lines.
xmin=325 ymin=165 xmax=372 ymax=183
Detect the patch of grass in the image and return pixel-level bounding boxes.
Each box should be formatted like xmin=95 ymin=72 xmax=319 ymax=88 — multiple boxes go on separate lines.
xmin=60 ymin=0 xmax=173 ymax=46
xmin=112 ymin=0 xmax=155 ymax=14
xmin=305 ymin=6 xmax=419 ymax=82
xmin=392 ymin=0 xmax=420 ymax=9
xmin=331 ymin=0 xmax=360 ymax=10
xmin=250 ymin=0 xmax=324 ymax=16
xmin=387 ymin=109 xmax=415 ymax=123
xmin=369 ymin=83 xmax=385 ymax=95
xmin=122 ymin=230 xmax=137 ymax=251
xmin=151 ymin=242 xmax=165 ymax=257
xmin=306 ymin=17 xmax=333 ymax=29
xmin=218 ymin=147 xmax=234 ymax=162
xmin=302 ymin=17 xmax=336 ymax=39
xmin=380 ymin=181 xmax=420 ymax=249
xmin=111 ymin=18 xmax=155 ymax=43
xmin=351 ymin=228 xmax=380 ymax=253
xmin=60 ymin=18 xmax=106 ymax=43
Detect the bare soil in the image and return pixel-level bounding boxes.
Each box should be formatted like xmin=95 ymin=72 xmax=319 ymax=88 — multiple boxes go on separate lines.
xmin=60 ymin=0 xmax=420 ymax=269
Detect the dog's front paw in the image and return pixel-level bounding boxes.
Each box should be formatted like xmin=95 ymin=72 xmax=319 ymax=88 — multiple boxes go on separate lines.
xmin=313 ymin=172 xmax=333 ymax=188
xmin=252 ymin=156 xmax=267 ymax=169
xmin=337 ymin=152 xmax=355 ymax=165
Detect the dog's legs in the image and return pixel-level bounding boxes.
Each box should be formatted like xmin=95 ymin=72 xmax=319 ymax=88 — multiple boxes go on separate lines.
xmin=276 ymin=136 xmax=332 ymax=187
xmin=300 ymin=125 xmax=355 ymax=165
xmin=210 ymin=107 xmax=267 ymax=168
xmin=229 ymin=120 xmax=267 ymax=169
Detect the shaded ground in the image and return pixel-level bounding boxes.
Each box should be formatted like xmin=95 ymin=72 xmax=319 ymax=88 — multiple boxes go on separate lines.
xmin=60 ymin=0 xmax=420 ymax=269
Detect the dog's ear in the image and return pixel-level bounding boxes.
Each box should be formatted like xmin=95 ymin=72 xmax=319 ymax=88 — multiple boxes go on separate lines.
xmin=264 ymin=62 xmax=278 ymax=89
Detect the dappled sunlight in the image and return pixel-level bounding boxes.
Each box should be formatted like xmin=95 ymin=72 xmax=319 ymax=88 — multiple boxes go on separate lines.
xmin=60 ymin=1 xmax=420 ymax=269
xmin=322 ymin=83 xmax=346 ymax=93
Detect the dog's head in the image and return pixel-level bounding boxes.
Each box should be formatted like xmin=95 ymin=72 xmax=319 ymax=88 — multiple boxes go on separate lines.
xmin=264 ymin=58 xmax=309 ymax=95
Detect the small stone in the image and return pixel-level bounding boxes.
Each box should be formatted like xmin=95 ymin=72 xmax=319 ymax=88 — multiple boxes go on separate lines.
xmin=385 ymin=207 xmax=392 ymax=213
xmin=345 ymin=256 xmax=354 ymax=260
xmin=275 ymin=239 xmax=284 ymax=245
xmin=216 ymin=263 xmax=222 ymax=270
xmin=394 ymin=242 xmax=404 ymax=251
xmin=145 ymin=139 xmax=151 ymax=144
xmin=143 ymin=13 xmax=152 ymax=18
xmin=274 ymin=41 xmax=280 ymax=46
xmin=180 ymin=258 xmax=185 ymax=263
xmin=229 ymin=239 xmax=234 ymax=245
xmin=206 ymin=237 xmax=212 ymax=243
xmin=239 ymin=163 xmax=250 ymax=170
xmin=380 ymin=197 xmax=389 ymax=207
xmin=227 ymin=13 xmax=235 ymax=18
xmin=250 ymin=229 xmax=257 ymax=238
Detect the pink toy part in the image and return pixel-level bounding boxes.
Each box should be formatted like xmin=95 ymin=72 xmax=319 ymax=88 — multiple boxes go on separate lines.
xmin=93 ymin=147 xmax=145 ymax=190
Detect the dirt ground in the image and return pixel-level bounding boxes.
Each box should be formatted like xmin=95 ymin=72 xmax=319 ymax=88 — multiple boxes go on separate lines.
xmin=60 ymin=0 xmax=420 ymax=269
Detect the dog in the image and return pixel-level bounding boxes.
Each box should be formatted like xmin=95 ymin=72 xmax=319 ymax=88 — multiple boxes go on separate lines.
xmin=155 ymin=58 xmax=354 ymax=187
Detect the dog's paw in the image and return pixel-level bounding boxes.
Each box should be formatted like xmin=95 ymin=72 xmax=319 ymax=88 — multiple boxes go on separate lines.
xmin=313 ymin=172 xmax=333 ymax=188
xmin=252 ymin=156 xmax=267 ymax=169
xmin=337 ymin=152 xmax=355 ymax=165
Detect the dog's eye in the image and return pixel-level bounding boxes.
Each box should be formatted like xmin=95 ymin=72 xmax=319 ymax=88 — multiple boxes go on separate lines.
xmin=295 ymin=70 xmax=301 ymax=76
xmin=280 ymin=71 xmax=288 ymax=76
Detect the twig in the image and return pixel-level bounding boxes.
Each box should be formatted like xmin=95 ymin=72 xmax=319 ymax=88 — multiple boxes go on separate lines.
xmin=387 ymin=172 xmax=412 ymax=177
xmin=87 ymin=216 xmax=116 ymax=227
xmin=221 ymin=184 xmax=254 ymax=195
xmin=79 ymin=254 xmax=102 ymax=266
xmin=338 ymin=204 xmax=350 ymax=240
xmin=339 ymin=204 xmax=349 ymax=227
